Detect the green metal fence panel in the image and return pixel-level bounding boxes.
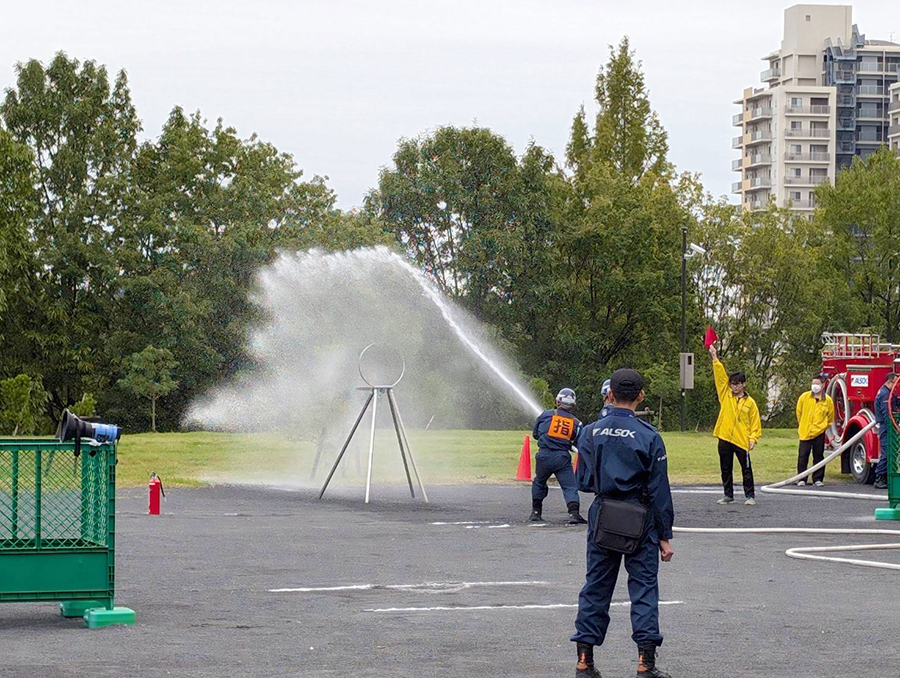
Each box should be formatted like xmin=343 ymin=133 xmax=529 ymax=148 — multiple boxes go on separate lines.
xmin=0 ymin=439 xmax=116 ymax=606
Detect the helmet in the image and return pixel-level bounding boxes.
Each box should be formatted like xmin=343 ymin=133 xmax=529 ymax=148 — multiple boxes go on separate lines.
xmin=555 ymin=388 xmax=576 ymax=409
xmin=601 ymin=379 xmax=611 ymax=398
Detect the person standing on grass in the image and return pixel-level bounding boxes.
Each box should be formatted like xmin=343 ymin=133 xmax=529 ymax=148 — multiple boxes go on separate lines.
xmin=795 ymin=375 xmax=835 ymax=487
xmin=708 ymin=345 xmax=761 ymax=506
xmin=874 ymin=372 xmax=899 ymax=490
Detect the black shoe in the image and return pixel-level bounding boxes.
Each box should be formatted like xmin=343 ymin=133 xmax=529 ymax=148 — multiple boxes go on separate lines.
xmin=636 ymin=645 xmax=671 ymax=678
xmin=576 ymin=643 xmax=602 ymax=677
xmin=568 ymin=511 xmax=587 ymax=524
xmin=874 ymin=476 xmax=888 ymax=489
xmin=529 ymin=510 xmax=543 ymax=522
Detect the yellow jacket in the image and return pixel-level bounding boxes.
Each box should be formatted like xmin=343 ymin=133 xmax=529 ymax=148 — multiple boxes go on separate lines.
xmin=796 ymin=391 xmax=834 ymax=441
xmin=712 ymin=359 xmax=762 ymax=451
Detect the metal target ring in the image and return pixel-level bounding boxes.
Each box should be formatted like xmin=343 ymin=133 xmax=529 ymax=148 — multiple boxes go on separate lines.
xmin=358 ymin=343 xmax=406 ymax=388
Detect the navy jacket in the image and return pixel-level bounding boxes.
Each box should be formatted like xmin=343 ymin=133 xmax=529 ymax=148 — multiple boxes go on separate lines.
xmin=533 ymin=408 xmax=582 ymax=455
xmin=575 ymin=408 xmax=675 ymax=541
xmin=874 ymin=384 xmax=899 ymax=437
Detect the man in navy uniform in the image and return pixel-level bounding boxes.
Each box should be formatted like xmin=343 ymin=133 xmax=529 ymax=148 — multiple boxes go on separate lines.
xmin=571 ymin=369 xmax=675 ymax=678
xmin=531 ymin=388 xmax=586 ymax=524
xmin=874 ymin=372 xmax=898 ymax=489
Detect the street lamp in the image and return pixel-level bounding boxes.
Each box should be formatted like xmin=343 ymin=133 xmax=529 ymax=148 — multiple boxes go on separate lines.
xmin=680 ymin=230 xmax=706 ymax=431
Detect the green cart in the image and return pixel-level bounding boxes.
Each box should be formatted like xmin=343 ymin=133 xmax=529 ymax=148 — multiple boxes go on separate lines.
xmin=876 ymin=418 xmax=900 ymax=520
xmin=0 ymin=438 xmax=134 ymax=627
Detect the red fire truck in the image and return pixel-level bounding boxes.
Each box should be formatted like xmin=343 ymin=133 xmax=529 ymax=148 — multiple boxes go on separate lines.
xmin=822 ymin=333 xmax=900 ymax=484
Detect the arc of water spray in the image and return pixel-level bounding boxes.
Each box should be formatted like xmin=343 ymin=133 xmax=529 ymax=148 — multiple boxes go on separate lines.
xmin=388 ymin=250 xmax=543 ymax=417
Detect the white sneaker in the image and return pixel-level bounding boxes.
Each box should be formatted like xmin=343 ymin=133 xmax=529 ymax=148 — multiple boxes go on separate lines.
xmin=814 ymin=481 xmax=824 ymax=487
xmin=745 ymin=498 xmax=757 ymax=506
xmin=797 ymin=480 xmax=806 ymax=486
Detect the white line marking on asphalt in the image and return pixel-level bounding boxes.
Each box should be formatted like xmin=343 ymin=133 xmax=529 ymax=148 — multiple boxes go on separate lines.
xmin=431 ymin=520 xmax=494 ymax=525
xmin=269 ymin=581 xmax=550 ymax=593
xmin=464 ymin=523 xmax=510 ymax=529
xmin=364 ymin=601 xmax=686 ymax=613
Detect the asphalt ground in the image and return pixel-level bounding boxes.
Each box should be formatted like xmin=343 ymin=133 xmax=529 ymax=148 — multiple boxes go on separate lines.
xmin=1 ymin=481 xmax=899 ymax=678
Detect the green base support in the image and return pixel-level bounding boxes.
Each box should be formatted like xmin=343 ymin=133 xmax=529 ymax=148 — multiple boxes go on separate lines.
xmin=875 ymin=507 xmax=900 ymax=521
xmin=83 ymin=607 xmax=135 ymax=628
xmin=60 ymin=600 xmax=105 ymax=618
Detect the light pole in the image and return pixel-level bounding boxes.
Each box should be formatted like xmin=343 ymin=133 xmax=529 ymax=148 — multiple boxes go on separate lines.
xmin=681 ymin=226 xmax=687 ymax=432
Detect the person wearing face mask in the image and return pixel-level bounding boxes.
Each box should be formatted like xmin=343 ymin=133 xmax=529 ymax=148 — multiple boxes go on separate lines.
xmin=795 ymin=375 xmax=835 ymax=487
xmin=708 ymin=345 xmax=762 ymax=506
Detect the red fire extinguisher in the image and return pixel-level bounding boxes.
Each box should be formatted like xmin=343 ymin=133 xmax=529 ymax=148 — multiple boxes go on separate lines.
xmin=148 ymin=472 xmax=165 ymax=515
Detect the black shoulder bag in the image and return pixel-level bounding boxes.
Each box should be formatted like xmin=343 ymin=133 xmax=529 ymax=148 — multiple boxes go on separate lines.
xmin=590 ymin=438 xmax=648 ymax=554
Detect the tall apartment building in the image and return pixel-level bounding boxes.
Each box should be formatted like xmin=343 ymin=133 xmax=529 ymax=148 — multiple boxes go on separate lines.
xmin=889 ymin=82 xmax=900 ymax=152
xmin=732 ymin=5 xmax=900 ymax=212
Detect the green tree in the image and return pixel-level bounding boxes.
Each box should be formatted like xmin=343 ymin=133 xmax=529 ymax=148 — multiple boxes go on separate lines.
xmin=815 ymin=147 xmax=900 ymax=340
xmin=0 ymin=129 xmax=36 ymax=329
xmin=0 ymin=374 xmax=46 ymax=435
xmin=692 ymin=202 xmax=841 ymax=421
xmin=0 ymin=53 xmax=140 ymax=422
xmin=117 ymin=346 xmax=178 ymax=432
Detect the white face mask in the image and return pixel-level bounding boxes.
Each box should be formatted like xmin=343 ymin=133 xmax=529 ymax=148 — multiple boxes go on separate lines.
xmin=811 ymin=384 xmax=822 ymax=394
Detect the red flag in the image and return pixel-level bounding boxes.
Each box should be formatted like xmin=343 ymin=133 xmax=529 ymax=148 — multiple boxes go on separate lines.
xmin=704 ymin=326 xmax=718 ymax=350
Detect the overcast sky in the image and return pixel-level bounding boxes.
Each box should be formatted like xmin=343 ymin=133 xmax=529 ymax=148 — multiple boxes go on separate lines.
xmin=3 ymin=1 xmax=899 ymax=208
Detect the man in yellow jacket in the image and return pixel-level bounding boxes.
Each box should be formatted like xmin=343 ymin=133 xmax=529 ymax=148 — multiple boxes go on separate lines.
xmin=709 ymin=346 xmax=762 ymax=506
xmin=795 ymin=375 xmax=835 ymax=487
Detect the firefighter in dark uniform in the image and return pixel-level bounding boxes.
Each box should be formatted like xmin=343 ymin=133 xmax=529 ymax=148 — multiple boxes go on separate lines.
xmin=531 ymin=388 xmax=586 ymax=524
xmin=571 ymin=369 xmax=675 ymax=678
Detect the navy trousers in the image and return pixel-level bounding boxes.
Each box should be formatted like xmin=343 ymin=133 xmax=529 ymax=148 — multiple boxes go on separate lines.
xmin=572 ymin=501 xmax=663 ymax=648
xmin=532 ymin=452 xmax=579 ymax=506
xmin=876 ymin=431 xmax=889 ymax=478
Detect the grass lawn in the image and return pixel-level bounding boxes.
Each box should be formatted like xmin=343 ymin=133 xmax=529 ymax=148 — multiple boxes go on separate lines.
xmin=112 ymin=428 xmax=853 ymax=488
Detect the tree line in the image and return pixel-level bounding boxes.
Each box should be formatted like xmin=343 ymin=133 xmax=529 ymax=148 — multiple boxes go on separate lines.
xmin=1 ymin=41 xmax=899 ymax=433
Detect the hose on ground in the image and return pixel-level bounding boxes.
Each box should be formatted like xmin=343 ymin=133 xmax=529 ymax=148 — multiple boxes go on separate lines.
xmin=674 ymin=416 xmax=900 ymax=570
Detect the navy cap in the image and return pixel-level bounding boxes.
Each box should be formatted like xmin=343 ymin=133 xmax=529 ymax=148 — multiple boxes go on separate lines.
xmin=610 ymin=368 xmax=644 ymax=398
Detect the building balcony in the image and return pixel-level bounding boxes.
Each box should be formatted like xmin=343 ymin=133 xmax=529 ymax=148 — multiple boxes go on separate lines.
xmin=858 ymin=85 xmax=885 ymax=96
xmin=890 ymin=100 xmax=900 ymax=112
xmin=745 ymin=153 xmax=772 ymax=167
xmin=785 ymin=175 xmax=831 ymax=186
xmin=857 ymin=110 xmax=884 ymax=121
xmin=857 ymin=135 xmax=884 ymax=144
xmin=889 ymin=124 xmax=900 ymax=138
xmin=732 ymin=113 xmax=744 ymax=126
xmin=785 ymin=128 xmax=831 ymax=138
xmin=745 ymin=177 xmax=772 ymax=191
xmin=761 ymin=67 xmax=781 ymax=82
xmin=785 ymin=105 xmax=831 ymax=115
xmin=732 ymin=182 xmax=743 ymax=193
xmin=834 ymin=69 xmax=856 ymax=84
xmin=732 ymin=136 xmax=743 ymax=149
xmin=746 ymin=130 xmax=773 ymax=145
xmin=732 ymin=158 xmax=743 ymax=171
xmin=786 ymin=199 xmax=817 ymax=210
xmin=749 ymin=106 xmax=774 ymax=120
xmin=858 ymin=62 xmax=884 ymax=73
xmin=785 ymin=152 xmax=831 ymax=162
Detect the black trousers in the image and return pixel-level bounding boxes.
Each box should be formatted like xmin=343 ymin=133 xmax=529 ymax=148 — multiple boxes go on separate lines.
xmin=718 ymin=439 xmax=755 ymax=499
xmin=797 ymin=434 xmax=825 ymax=483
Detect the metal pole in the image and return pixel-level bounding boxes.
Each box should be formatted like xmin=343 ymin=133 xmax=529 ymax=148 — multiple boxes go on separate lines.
xmin=388 ymin=390 xmax=428 ymax=503
xmin=681 ymin=225 xmax=687 ymax=433
xmin=365 ymin=389 xmax=379 ymax=504
xmin=386 ymin=388 xmax=416 ymax=498
xmin=318 ymin=391 xmax=373 ymax=499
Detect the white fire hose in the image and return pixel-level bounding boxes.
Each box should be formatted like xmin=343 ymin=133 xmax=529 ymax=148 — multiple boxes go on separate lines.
xmin=674 ymin=418 xmax=900 ymax=571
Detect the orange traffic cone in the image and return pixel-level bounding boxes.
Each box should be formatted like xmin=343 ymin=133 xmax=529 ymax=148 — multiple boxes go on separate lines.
xmin=515 ymin=435 xmax=532 ymax=481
